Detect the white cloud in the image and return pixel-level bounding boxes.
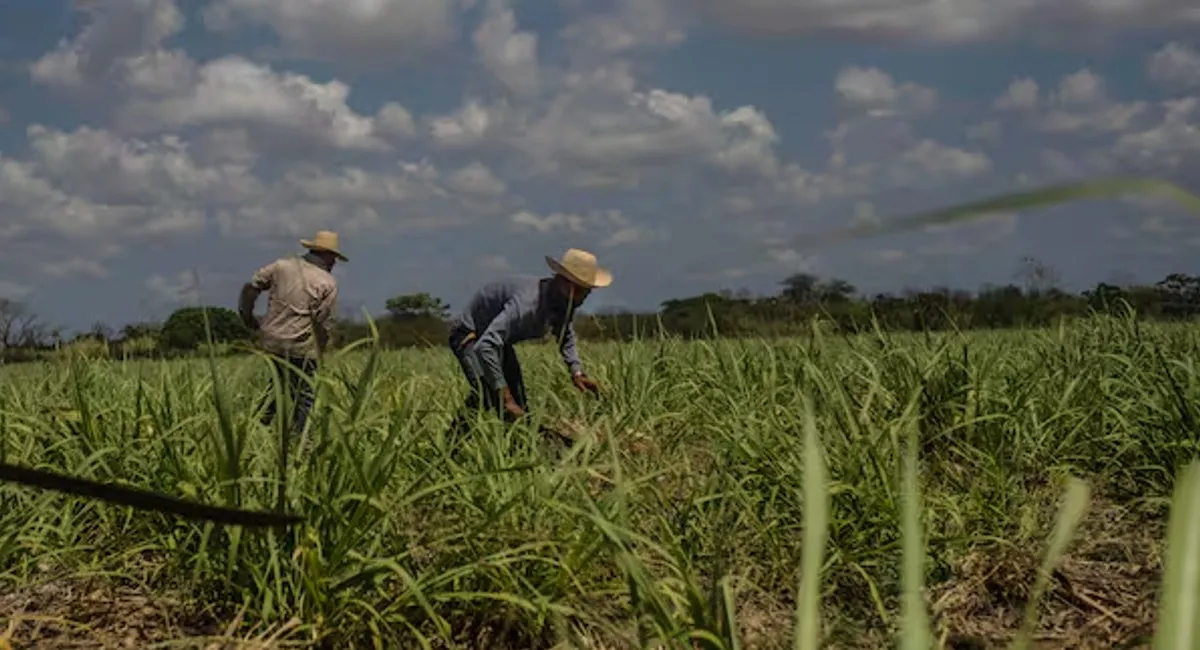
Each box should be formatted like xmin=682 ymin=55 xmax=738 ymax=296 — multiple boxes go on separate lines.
xmin=994 ymin=78 xmax=1040 ymax=110
xmin=202 ymin=0 xmax=462 ymax=69
xmin=428 ymin=98 xmax=512 ymax=149
xmin=449 ymin=162 xmax=508 ymax=196
xmin=146 ymin=270 xmax=200 ymax=304
xmin=30 ymin=0 xmax=184 ymax=92
xmin=558 ymin=0 xmax=686 ymax=58
xmin=510 ymin=210 xmax=586 ymax=233
xmin=685 ymin=0 xmax=1200 ymax=45
xmin=994 ymin=69 xmax=1147 ymax=133
xmin=834 ymin=66 xmax=938 ymax=118
xmin=1112 ymin=97 xmax=1200 ymax=169
xmin=376 ymin=102 xmax=417 ymax=139
xmin=491 ymin=64 xmax=787 ymax=188
xmin=1148 ymin=42 xmax=1200 ymax=90
xmin=473 ymin=0 xmax=540 ymax=98
xmin=509 ymin=209 xmax=656 ymax=247
xmin=117 ymin=56 xmax=389 ymax=153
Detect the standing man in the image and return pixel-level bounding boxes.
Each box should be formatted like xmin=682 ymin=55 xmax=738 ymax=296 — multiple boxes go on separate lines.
xmin=448 ymin=248 xmax=610 ymax=429
xmin=238 ymin=230 xmax=345 ymax=435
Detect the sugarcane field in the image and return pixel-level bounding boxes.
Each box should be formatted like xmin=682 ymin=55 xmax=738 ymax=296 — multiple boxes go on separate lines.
xmin=5 ymin=311 xmax=1200 ymax=648
xmin=10 ymin=1 xmax=1200 ymax=648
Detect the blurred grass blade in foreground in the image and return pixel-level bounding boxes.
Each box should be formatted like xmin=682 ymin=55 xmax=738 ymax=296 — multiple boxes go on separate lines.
xmin=793 ymin=177 xmax=1200 ymax=248
xmin=1011 ymin=477 xmax=1090 ymax=650
xmin=901 ymin=410 xmax=932 ymax=650
xmin=1154 ymin=459 xmax=1200 ymax=650
xmin=794 ymin=398 xmax=828 ymax=650
xmin=0 ymin=461 xmax=302 ymax=527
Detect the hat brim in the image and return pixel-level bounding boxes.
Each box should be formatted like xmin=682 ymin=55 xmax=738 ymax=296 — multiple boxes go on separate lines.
xmin=545 ymin=256 xmax=611 ymax=288
xmin=301 ymin=240 xmax=348 ymax=262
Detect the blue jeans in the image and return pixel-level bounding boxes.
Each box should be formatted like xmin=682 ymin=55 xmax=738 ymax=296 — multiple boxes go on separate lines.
xmin=258 ymin=355 xmax=317 ymax=434
xmin=449 ymin=328 xmax=528 ymax=418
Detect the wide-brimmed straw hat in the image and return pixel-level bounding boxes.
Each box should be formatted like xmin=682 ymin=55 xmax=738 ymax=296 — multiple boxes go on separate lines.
xmin=300 ymin=230 xmax=348 ymax=262
xmin=545 ymin=248 xmax=611 ymax=288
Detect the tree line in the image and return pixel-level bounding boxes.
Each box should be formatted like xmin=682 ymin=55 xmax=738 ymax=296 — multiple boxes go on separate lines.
xmin=2 ymin=257 xmax=1199 ymax=363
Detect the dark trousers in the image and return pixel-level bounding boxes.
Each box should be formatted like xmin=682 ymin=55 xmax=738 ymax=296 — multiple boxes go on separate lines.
xmin=449 ymin=328 xmax=527 ymax=422
xmin=257 ymin=354 xmax=317 ymax=434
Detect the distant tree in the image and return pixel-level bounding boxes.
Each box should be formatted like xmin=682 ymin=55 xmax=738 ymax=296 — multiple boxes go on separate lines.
xmin=817 ymin=278 xmax=856 ymax=303
xmin=87 ymin=321 xmax=113 ymax=342
xmin=0 ymin=299 xmax=44 ymax=349
xmin=120 ymin=322 xmax=161 ymax=340
xmin=385 ymin=293 xmax=450 ymax=320
xmin=160 ymin=306 xmax=252 ymax=351
xmin=1015 ymin=256 xmax=1061 ymax=295
xmin=1083 ymin=282 xmax=1127 ymax=314
xmin=780 ymin=273 xmax=820 ymax=304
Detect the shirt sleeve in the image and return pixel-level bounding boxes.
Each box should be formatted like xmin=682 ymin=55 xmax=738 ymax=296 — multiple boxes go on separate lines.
xmin=250 ymin=260 xmax=277 ymax=290
xmin=558 ymin=321 xmax=583 ymax=376
xmin=315 ymin=281 xmax=338 ymax=334
xmin=474 ymin=297 xmax=523 ymax=391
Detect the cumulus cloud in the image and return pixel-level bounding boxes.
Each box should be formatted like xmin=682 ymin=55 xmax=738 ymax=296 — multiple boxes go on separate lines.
xmin=1148 ymin=42 xmax=1200 ymax=90
xmin=834 ymin=66 xmax=938 ymax=119
xmin=202 ymin=0 xmax=462 ymax=69
xmin=145 ymin=270 xmax=200 ymax=304
xmin=558 ymin=0 xmax=687 ymax=59
xmin=994 ymin=69 xmax=1147 ymax=133
xmin=18 ymin=0 xmax=1175 ymax=317
xmin=685 ymin=0 xmax=1200 ymax=45
xmin=30 ymin=0 xmax=184 ymax=92
xmin=509 ymin=209 xmax=658 ymax=247
xmin=472 ymin=0 xmax=541 ymax=98
xmin=117 ymin=56 xmax=389 ymax=153
xmin=1112 ymin=97 xmax=1200 ymax=170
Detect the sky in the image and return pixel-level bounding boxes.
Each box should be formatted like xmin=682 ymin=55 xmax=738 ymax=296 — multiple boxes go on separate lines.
xmin=2 ymin=0 xmax=1200 ymax=331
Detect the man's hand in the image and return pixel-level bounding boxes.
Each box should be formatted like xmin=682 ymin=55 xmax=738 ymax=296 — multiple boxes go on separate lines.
xmin=572 ymin=372 xmax=600 ymax=395
xmin=500 ymin=387 xmax=525 ymax=421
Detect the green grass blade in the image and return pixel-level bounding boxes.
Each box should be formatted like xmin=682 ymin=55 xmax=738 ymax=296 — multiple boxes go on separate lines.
xmin=1154 ymin=459 xmax=1200 ymax=650
xmin=900 ymin=413 xmax=931 ymax=650
xmin=1011 ymin=477 xmax=1090 ymax=650
xmin=794 ymin=395 xmax=829 ymax=650
xmin=797 ymin=177 xmax=1200 ymax=248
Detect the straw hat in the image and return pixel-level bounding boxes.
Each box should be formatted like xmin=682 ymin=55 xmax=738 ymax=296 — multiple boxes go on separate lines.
xmin=545 ymin=248 xmax=611 ymax=288
xmin=300 ymin=230 xmax=348 ymax=262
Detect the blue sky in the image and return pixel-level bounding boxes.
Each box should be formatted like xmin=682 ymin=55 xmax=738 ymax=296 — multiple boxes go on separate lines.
xmin=2 ymin=0 xmax=1200 ymax=332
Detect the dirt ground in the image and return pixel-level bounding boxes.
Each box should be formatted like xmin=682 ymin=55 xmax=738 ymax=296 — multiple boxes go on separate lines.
xmin=0 ymin=579 xmax=305 ymax=649
xmin=0 ymin=499 xmax=1163 ymax=649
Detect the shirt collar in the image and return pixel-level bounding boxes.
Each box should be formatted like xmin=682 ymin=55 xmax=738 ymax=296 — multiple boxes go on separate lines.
xmin=302 ymin=251 xmax=332 ymax=272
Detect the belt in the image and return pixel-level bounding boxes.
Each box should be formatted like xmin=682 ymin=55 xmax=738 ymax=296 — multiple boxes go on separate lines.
xmin=456 ymin=330 xmax=477 ymax=350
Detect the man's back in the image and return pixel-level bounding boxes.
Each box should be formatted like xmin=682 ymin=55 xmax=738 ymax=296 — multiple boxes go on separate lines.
xmin=453 ymin=276 xmax=543 ymax=338
xmin=250 ymin=256 xmax=338 ymax=358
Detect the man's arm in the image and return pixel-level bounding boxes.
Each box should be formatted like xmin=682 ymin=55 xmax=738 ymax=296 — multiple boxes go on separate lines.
xmin=558 ymin=320 xmax=584 ymax=377
xmin=239 ymin=261 xmax=276 ymax=329
xmin=313 ymin=282 xmax=338 ymax=354
xmin=474 ymin=298 xmax=523 ymax=393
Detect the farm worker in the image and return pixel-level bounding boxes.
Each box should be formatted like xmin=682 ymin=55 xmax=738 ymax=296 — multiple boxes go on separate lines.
xmin=447 ymin=248 xmax=610 ymax=428
xmin=238 ymin=230 xmax=344 ymax=435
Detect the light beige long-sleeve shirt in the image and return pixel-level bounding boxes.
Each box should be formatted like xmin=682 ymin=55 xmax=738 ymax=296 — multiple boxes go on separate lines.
xmin=250 ymin=255 xmax=338 ymax=359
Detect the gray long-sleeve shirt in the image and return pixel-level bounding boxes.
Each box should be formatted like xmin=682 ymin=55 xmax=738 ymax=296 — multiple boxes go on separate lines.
xmin=451 ymin=275 xmax=583 ymax=390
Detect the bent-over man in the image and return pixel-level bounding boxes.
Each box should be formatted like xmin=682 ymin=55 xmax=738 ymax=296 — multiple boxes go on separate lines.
xmin=448 ymin=248 xmax=610 ymax=428
xmin=238 ymin=230 xmax=345 ymax=435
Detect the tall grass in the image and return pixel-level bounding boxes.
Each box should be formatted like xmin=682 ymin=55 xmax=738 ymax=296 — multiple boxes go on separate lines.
xmin=2 ymin=314 xmax=1200 ymax=647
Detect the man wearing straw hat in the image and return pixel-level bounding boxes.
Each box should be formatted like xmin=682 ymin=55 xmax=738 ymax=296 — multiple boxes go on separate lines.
xmin=447 ymin=248 xmax=610 ymax=430
xmin=238 ymin=230 xmax=346 ymax=435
